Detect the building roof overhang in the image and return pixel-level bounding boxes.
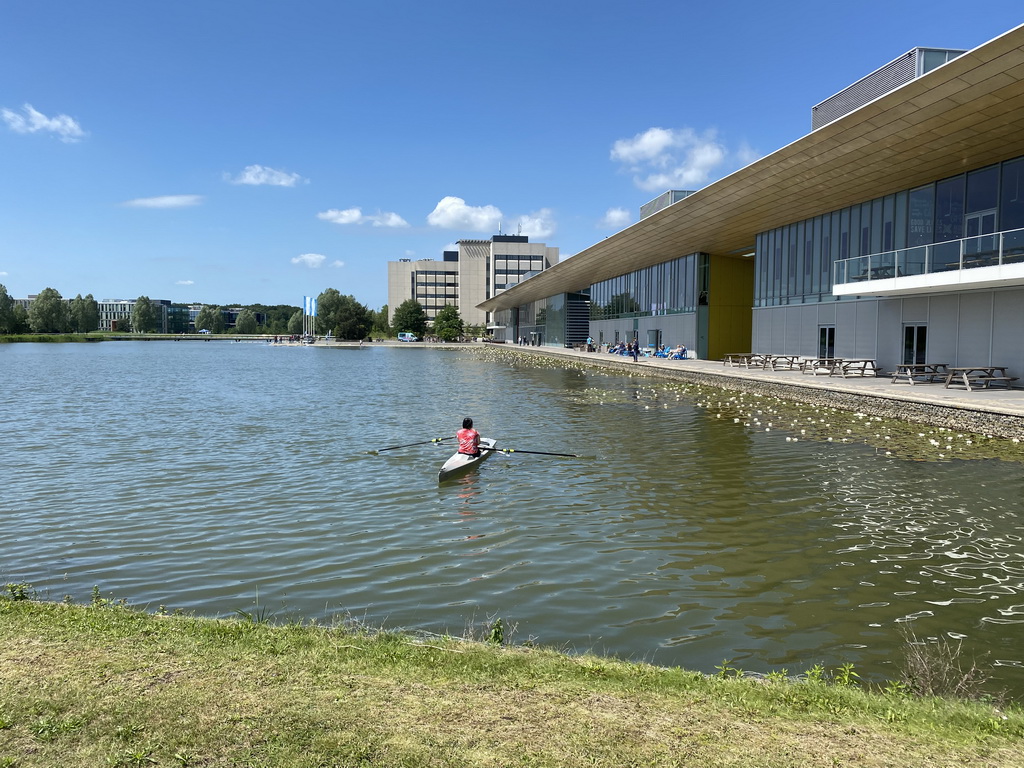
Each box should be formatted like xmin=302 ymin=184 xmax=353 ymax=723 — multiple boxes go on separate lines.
xmin=479 ymin=23 xmax=1024 ymax=312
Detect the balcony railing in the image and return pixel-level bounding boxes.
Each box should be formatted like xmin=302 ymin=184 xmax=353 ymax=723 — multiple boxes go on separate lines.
xmin=833 ymin=227 xmax=1024 ymax=286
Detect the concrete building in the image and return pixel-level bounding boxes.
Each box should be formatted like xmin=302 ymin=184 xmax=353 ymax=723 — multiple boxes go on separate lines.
xmin=387 ymin=234 xmax=557 ymax=332
xmin=480 ymin=24 xmax=1024 ymax=371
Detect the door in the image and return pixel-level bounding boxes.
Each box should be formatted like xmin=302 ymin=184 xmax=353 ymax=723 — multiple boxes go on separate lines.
xmin=818 ymin=326 xmax=835 ymax=358
xmin=964 ymin=209 xmax=997 ymax=267
xmin=903 ymin=325 xmax=927 ymax=365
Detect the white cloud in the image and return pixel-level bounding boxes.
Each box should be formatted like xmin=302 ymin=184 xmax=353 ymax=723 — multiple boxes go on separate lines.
xmin=369 ymin=211 xmax=409 ymax=228
xmin=330 ymin=260 xmax=345 ymax=268
xmin=317 ymin=207 xmax=408 ymax=227
xmin=318 ymin=208 xmax=363 ymax=225
xmin=611 ymin=127 xmax=728 ymax=192
xmin=0 ymin=271 xmax=8 ymax=276
xmin=226 ymin=164 xmax=305 ymax=187
xmin=122 ymin=195 xmax=203 ymax=208
xmin=2 ymin=103 xmax=85 ymax=143
xmin=734 ymin=141 xmax=761 ymax=168
xmin=515 ymin=208 xmax=556 ymax=239
xmin=427 ymin=196 xmax=501 ymax=232
xmin=176 ymin=279 xmax=194 ymax=286
xmin=611 ymin=127 xmax=679 ymax=165
xmin=291 ymin=253 xmax=326 ymax=268
xmin=600 ymin=207 xmax=632 ymax=229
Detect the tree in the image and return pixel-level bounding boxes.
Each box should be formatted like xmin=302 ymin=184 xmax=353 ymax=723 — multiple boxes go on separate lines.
xmin=287 ymin=309 xmax=303 ymax=335
xmin=234 ymin=308 xmax=258 ymax=334
xmin=316 ymin=288 xmax=371 ymax=340
xmin=131 ymin=296 xmax=157 ymax=334
xmin=392 ymin=299 xmax=427 ymax=339
xmin=371 ymin=305 xmax=391 ymax=338
xmin=9 ymin=304 xmax=29 ymax=334
xmin=0 ymin=284 xmax=14 ymax=334
xmin=28 ymin=287 xmax=70 ymax=333
xmin=194 ymin=305 xmax=224 ymax=334
xmin=432 ymin=304 xmax=463 ymax=342
xmin=70 ymin=294 xmax=99 ymax=333
xmin=246 ymin=303 xmax=300 ymax=334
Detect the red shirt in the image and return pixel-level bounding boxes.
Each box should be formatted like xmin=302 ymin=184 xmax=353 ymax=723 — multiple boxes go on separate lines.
xmin=457 ymin=427 xmax=480 ymax=455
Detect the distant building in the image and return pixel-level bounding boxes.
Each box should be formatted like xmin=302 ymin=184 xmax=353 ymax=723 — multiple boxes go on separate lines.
xmin=387 ymin=234 xmax=558 ymax=332
xmin=98 ymin=299 xmax=168 ymax=332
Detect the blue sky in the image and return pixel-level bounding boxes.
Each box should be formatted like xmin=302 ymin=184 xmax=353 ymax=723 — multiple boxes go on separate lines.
xmin=2 ymin=2 xmax=1022 ymax=311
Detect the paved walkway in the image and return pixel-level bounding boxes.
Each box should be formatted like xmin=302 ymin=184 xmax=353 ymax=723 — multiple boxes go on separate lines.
xmin=505 ymin=345 xmax=1024 ymax=426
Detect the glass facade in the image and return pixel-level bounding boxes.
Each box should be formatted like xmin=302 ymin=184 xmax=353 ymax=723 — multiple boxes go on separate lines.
xmin=589 ymin=253 xmax=700 ymax=320
xmin=756 ymin=155 xmax=1024 ymax=307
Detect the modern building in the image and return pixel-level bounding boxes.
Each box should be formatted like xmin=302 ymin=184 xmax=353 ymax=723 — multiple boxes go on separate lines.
xmin=387 ymin=234 xmax=558 ymax=332
xmin=480 ymin=24 xmax=1024 ymax=372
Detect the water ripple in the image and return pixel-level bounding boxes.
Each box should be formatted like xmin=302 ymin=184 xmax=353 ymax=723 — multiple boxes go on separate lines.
xmin=2 ymin=342 xmax=1024 ymax=693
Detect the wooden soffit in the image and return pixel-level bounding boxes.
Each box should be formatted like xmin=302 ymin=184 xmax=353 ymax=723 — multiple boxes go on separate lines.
xmin=480 ymin=24 xmax=1024 ymax=312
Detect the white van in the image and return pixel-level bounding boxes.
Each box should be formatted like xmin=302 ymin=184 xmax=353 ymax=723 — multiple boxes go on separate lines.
xmin=397 ymin=332 xmax=419 ymax=342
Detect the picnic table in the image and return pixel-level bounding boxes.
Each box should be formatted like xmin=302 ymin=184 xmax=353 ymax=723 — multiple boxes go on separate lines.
xmin=799 ymin=357 xmax=843 ymax=375
xmin=832 ymin=358 xmax=878 ymax=377
xmin=891 ymin=363 xmax=949 ymax=385
xmin=943 ymin=366 xmax=1019 ymax=391
xmin=723 ymin=353 xmax=765 ymax=368
xmin=762 ymin=354 xmax=801 ymax=371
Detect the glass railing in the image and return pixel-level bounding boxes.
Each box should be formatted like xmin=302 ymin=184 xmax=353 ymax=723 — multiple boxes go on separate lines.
xmin=833 ymin=227 xmax=1024 ymax=286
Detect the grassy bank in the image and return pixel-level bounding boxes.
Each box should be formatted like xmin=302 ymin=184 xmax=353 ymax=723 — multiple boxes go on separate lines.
xmin=1 ymin=599 xmax=1022 ymax=767
xmin=0 ymin=333 xmax=104 ymax=343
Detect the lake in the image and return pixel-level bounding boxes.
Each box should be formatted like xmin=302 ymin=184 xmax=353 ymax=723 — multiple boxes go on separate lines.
xmin=2 ymin=340 xmax=1023 ymax=695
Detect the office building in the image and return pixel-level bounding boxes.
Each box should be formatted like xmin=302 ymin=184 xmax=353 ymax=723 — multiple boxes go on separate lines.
xmin=480 ymin=24 xmax=1024 ymax=371
xmin=388 ymin=234 xmax=557 ymax=331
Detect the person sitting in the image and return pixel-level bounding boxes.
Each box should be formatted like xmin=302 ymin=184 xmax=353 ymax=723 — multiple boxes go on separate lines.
xmin=456 ymin=417 xmax=481 ymax=456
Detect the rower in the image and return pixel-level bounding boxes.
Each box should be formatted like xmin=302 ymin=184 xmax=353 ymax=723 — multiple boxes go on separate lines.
xmin=457 ymin=417 xmax=481 ymax=457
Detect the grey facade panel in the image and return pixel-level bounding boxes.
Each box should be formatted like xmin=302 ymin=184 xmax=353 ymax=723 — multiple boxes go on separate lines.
xmin=957 ymin=292 xmax=993 ymax=363
xmin=854 ymin=301 xmax=878 ymax=360
xmin=993 ymin=291 xmax=1024 ymax=373
xmin=926 ymin=294 xmax=960 ymax=366
xmin=877 ymin=299 xmax=902 ymax=366
xmin=811 ymin=48 xmax=965 ymax=130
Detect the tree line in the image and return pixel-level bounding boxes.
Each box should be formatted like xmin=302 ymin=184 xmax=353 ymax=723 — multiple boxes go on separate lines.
xmin=0 ymin=285 xmax=474 ymax=341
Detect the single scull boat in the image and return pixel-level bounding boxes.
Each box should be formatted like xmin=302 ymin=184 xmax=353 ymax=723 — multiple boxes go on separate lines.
xmin=437 ymin=438 xmax=496 ymax=482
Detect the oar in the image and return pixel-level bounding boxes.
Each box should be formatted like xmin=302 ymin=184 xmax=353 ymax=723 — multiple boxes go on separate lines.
xmin=481 ymin=447 xmax=582 ymax=458
xmin=368 ymin=436 xmax=454 ymax=455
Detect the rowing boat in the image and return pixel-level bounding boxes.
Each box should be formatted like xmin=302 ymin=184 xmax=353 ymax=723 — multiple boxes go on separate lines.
xmin=437 ymin=438 xmax=496 ymax=482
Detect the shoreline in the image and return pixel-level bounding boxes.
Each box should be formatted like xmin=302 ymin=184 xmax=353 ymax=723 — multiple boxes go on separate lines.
xmin=496 ymin=344 xmax=1024 ymax=440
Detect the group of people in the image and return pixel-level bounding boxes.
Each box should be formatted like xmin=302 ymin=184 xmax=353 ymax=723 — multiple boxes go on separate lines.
xmin=605 ymin=340 xmax=687 ymax=361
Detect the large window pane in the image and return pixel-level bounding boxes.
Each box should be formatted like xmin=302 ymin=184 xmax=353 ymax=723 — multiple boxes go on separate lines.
xmin=966 ymin=165 xmax=998 ymax=213
xmin=935 ymin=175 xmax=965 ymax=242
xmin=1000 ymin=158 xmax=1024 ymax=231
xmin=908 ymin=184 xmax=934 ymax=246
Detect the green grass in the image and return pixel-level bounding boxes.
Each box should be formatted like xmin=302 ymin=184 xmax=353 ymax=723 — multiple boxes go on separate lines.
xmin=0 ymin=333 xmax=103 ymax=343
xmin=1 ymin=598 xmax=1022 ymax=767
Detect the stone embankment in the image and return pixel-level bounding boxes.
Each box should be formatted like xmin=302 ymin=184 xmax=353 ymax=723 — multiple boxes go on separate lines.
xmin=507 ymin=345 xmax=1024 ymax=440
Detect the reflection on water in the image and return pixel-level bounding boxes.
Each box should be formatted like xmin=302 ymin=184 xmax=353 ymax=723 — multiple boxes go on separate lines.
xmin=2 ymin=341 xmax=1023 ymax=695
